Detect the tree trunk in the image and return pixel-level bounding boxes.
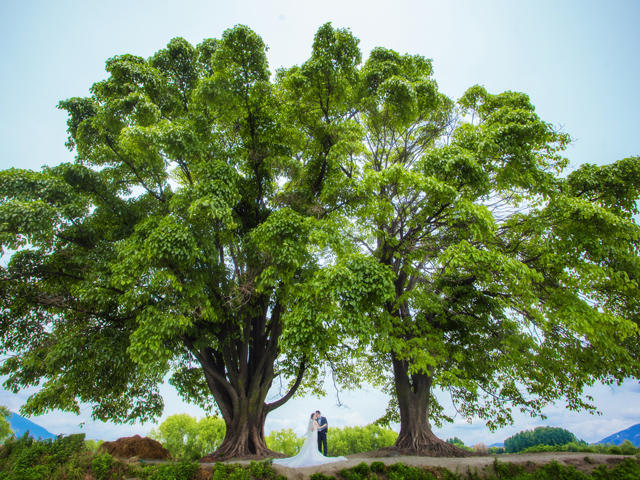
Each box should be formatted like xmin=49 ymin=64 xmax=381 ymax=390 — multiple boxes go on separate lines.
xmin=189 ymin=319 xmax=307 ymax=461
xmin=391 ymin=355 xmax=471 ymax=457
xmin=200 ymin=402 xmax=281 ymax=460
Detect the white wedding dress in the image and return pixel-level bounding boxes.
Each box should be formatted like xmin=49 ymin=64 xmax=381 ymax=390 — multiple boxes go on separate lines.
xmin=273 ymin=419 xmax=347 ymax=468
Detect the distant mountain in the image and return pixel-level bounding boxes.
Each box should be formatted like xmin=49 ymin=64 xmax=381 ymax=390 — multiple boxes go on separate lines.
xmin=597 ymin=423 xmax=640 ymax=447
xmin=489 ymin=442 xmax=504 ymax=448
xmin=7 ymin=412 xmax=57 ymax=440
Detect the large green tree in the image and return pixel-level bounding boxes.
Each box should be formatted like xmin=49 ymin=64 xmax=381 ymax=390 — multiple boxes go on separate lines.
xmin=0 ymin=24 xmax=386 ymax=458
xmin=334 ymin=48 xmax=640 ymax=454
xmin=2 ymin=23 xmax=639 ymax=460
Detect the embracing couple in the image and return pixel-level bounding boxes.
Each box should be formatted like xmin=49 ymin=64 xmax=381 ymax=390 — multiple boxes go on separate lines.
xmin=273 ymin=410 xmax=347 ymax=468
xmin=312 ymin=410 xmax=328 ymax=455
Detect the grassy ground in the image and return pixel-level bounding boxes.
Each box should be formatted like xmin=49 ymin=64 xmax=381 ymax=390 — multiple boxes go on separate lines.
xmin=1 ymin=434 xmax=639 ymax=479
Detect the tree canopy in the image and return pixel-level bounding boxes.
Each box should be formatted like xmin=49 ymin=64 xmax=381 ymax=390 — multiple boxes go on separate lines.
xmin=1 ymin=22 xmax=639 ymax=458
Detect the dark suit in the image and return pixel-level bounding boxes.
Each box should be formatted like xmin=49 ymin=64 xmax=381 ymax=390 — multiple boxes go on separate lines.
xmin=317 ymin=416 xmax=328 ymax=455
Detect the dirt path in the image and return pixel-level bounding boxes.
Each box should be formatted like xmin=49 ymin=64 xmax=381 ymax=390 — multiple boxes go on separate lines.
xmin=134 ymin=451 xmax=637 ymax=479
xmin=254 ymin=452 xmax=636 ymax=479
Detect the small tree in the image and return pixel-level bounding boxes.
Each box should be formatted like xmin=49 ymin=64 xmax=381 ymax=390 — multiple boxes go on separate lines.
xmin=196 ymin=416 xmax=226 ymax=459
xmin=265 ymin=428 xmax=304 ymax=456
xmin=149 ymin=413 xmax=225 ymax=460
xmin=327 ymin=425 xmax=397 ymax=456
xmin=473 ymin=442 xmax=488 ymax=455
xmin=446 ymin=437 xmax=472 ymax=451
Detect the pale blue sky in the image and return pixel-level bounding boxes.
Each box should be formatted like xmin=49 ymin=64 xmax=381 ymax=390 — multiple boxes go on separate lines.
xmin=1 ymin=0 xmax=639 ymax=445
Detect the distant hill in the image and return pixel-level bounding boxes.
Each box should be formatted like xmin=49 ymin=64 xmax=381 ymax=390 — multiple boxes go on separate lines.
xmin=597 ymin=423 xmax=640 ymax=447
xmin=7 ymin=412 xmax=57 ymax=440
xmin=489 ymin=442 xmax=504 ymax=448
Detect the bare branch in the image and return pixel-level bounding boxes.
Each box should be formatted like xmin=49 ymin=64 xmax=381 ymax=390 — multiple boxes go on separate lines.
xmin=265 ymin=359 xmax=307 ymax=412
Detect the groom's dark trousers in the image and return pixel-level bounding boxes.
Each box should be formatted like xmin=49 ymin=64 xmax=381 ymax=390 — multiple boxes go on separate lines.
xmin=317 ymin=416 xmax=328 ymax=455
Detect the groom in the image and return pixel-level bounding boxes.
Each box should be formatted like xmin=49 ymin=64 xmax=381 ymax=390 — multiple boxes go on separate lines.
xmin=315 ymin=410 xmax=328 ymax=455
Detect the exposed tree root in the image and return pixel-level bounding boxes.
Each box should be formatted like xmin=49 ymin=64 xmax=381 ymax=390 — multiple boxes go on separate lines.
xmin=390 ymin=429 xmax=473 ymax=457
xmin=200 ymin=448 xmax=285 ymax=462
xmin=199 ymin=431 xmax=286 ymax=462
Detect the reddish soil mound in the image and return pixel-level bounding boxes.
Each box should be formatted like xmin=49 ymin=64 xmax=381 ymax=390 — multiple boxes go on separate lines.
xmin=99 ymin=434 xmax=171 ymax=460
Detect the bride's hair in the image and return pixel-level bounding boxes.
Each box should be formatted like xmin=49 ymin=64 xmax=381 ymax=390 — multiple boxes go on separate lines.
xmin=310 ymin=413 xmax=314 ymax=419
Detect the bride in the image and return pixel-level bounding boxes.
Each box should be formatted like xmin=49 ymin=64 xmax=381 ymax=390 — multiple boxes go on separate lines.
xmin=273 ymin=413 xmax=347 ymax=468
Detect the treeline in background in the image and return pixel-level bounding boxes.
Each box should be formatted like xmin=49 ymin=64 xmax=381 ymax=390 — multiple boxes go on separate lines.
xmin=147 ymin=414 xmax=398 ymax=460
xmin=2 ymin=411 xmax=640 ymax=480
xmin=2 ymin=410 xmax=639 ymax=462
xmin=145 ymin=414 xmax=640 ymax=460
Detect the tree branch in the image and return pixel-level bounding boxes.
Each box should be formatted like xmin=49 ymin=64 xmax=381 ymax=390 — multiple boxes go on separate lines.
xmin=265 ymin=359 xmax=307 ymax=413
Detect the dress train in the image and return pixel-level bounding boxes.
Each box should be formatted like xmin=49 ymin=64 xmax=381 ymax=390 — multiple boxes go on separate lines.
xmin=273 ymin=427 xmax=347 ymax=468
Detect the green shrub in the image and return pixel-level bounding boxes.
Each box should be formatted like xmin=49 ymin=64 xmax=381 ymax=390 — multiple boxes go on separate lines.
xmin=536 ymin=460 xmax=588 ymax=479
xmin=520 ymin=440 xmax=640 ymax=456
xmin=0 ymin=433 xmax=90 ymax=480
xmin=619 ymin=440 xmax=638 ymax=456
xmin=492 ymin=457 xmax=524 ymax=478
xmin=370 ymin=461 xmax=386 ymax=473
xmin=592 ymin=457 xmax=640 ymax=480
xmin=594 ymin=442 xmax=640 ymax=455
xmin=147 ymin=460 xmax=200 ymax=480
xmin=386 ymin=462 xmax=432 ymax=480
xmin=608 ymin=445 xmax=622 ymax=455
xmin=92 ymin=451 xmax=114 ymax=480
xmin=339 ymin=467 xmax=358 ymax=480
xmin=212 ymin=463 xmax=248 ymax=480
xmin=51 ymin=434 xmax=86 ymax=464
xmin=487 ymin=457 xmax=640 ymax=480
xmin=249 ymin=460 xmax=277 ymax=479
xmin=352 ymin=462 xmax=370 ymax=476
xmin=310 ymin=474 xmax=336 ymax=480
xmin=208 ymin=461 xmax=279 ymax=480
